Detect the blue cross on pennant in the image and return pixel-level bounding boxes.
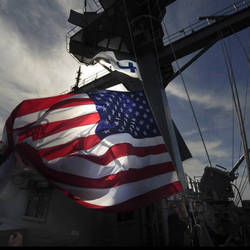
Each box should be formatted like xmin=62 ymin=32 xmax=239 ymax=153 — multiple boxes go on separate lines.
xmin=117 ymin=61 xmax=137 ymax=73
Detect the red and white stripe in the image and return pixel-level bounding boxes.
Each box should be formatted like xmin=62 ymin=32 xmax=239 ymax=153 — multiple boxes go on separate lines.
xmin=2 ymin=92 xmax=182 ymax=211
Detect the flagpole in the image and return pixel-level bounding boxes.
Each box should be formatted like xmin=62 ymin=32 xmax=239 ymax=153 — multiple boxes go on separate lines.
xmin=137 ymin=52 xmax=187 ymax=190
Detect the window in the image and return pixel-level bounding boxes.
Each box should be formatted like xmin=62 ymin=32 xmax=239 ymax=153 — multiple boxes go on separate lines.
xmin=23 ymin=179 xmax=52 ymax=222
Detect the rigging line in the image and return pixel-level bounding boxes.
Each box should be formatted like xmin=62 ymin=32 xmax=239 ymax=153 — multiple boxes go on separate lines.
xmin=220 ymin=37 xmax=245 ymax=202
xmin=161 ymin=10 xmax=213 ymax=168
xmin=234 ymin=162 xmax=247 ymax=203
xmin=236 ymin=171 xmax=248 ymax=205
xmin=83 ymin=0 xmax=87 ymax=12
xmin=235 ymin=170 xmax=248 ymax=204
xmin=238 ymin=77 xmax=250 ymax=158
xmin=221 ymin=36 xmax=250 ymax=192
xmin=234 ymin=163 xmax=247 ymax=203
xmin=146 ymin=1 xmax=186 ymax=187
xmin=221 ymin=37 xmax=249 ymax=163
xmin=147 ymin=1 xmax=164 ymax=83
xmin=121 ymin=0 xmax=139 ymax=66
xmin=232 ymin=183 xmax=244 ymax=207
xmin=227 ymin=38 xmax=236 ymax=170
xmin=235 ymin=77 xmax=249 ymax=193
xmin=224 ymin=42 xmax=250 ymax=186
xmin=232 ymin=94 xmax=235 ymax=169
xmin=238 ymin=174 xmax=250 ymax=202
xmin=236 ymin=154 xmax=250 ymax=204
xmin=230 ymin=25 xmax=250 ymax=66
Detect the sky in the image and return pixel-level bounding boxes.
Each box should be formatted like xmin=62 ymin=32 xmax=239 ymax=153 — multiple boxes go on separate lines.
xmin=0 ymin=0 xmax=249 ymax=201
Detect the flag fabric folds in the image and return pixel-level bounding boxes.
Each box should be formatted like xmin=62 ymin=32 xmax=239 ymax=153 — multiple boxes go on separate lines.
xmin=1 ymin=90 xmax=182 ymax=211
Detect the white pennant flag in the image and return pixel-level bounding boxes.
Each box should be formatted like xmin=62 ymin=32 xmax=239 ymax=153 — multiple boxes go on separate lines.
xmin=93 ymin=51 xmax=142 ymax=80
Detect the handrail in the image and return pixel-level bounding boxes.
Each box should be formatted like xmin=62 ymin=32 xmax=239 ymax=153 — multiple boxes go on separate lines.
xmin=75 ymin=69 xmax=110 ymax=89
xmin=59 ymin=68 xmax=110 ymax=94
xmin=163 ymin=0 xmax=250 ymax=45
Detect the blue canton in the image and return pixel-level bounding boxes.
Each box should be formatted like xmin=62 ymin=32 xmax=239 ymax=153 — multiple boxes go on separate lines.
xmin=88 ymin=90 xmax=160 ymax=140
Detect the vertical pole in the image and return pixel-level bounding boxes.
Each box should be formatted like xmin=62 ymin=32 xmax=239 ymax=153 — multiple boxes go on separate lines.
xmin=159 ymin=199 xmax=169 ymax=246
xmin=137 ymin=52 xmax=187 ymax=190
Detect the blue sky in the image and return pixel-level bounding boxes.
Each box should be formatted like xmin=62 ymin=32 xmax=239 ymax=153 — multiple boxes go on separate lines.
xmin=0 ymin=0 xmax=249 ymax=200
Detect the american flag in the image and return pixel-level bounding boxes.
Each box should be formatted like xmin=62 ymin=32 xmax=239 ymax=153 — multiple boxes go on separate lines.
xmin=2 ymin=90 xmax=182 ymax=211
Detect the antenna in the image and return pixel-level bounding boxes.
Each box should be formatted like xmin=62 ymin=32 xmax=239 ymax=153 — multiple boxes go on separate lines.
xmin=83 ymin=0 xmax=87 ymax=13
xmin=72 ymin=66 xmax=82 ymax=92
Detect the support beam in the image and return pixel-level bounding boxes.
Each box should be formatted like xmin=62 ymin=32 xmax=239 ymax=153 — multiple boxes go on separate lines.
xmin=161 ymin=6 xmax=250 ymax=63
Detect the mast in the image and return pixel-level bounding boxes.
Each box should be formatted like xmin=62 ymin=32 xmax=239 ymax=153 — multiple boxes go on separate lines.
xmin=67 ymin=0 xmax=188 ymax=189
xmin=66 ymin=0 xmax=250 ymax=189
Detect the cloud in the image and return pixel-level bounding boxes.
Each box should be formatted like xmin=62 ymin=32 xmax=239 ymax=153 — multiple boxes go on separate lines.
xmin=186 ymin=139 xmax=229 ymax=158
xmin=183 ymin=158 xmax=206 ymax=178
xmin=166 ymin=82 xmax=232 ymax=111
xmin=0 ymin=1 xmax=84 ymax=138
xmin=183 ymin=128 xmax=207 ymax=137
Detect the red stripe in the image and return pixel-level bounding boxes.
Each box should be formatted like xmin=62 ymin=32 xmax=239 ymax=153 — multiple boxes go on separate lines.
xmin=40 ymin=138 xmax=167 ymax=161
xmin=13 ymin=98 xmax=94 ymax=133
xmin=14 ymin=93 xmax=75 ymax=117
xmin=16 ymin=143 xmax=182 ymax=211
xmin=59 ymin=181 xmax=183 ymax=211
xmin=17 ymin=142 xmax=175 ymax=188
xmin=18 ymin=113 xmax=100 ymax=142
xmin=4 ymin=93 xmax=76 ymax=150
xmin=68 ymin=143 xmax=167 ymax=165
xmin=46 ymin=98 xmax=94 ymax=111
xmin=41 ymin=161 xmax=175 ymax=188
xmin=39 ymin=135 xmax=100 ymax=159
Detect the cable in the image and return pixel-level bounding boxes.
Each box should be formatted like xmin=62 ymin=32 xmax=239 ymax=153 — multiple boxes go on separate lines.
xmin=122 ymin=0 xmax=139 ymax=65
xmin=238 ymin=77 xmax=250 ymax=158
xmin=232 ymin=95 xmax=235 ymax=169
xmin=237 ymin=177 xmax=249 ymax=205
xmin=221 ymin=37 xmax=250 ymax=182
xmin=230 ymin=26 xmax=250 ymax=67
xmin=232 ymin=183 xmax=243 ymax=206
xmin=161 ymin=6 xmax=213 ymax=168
xmin=147 ymin=1 xmax=164 ymax=83
xmin=220 ymin=36 xmax=250 ymax=203
xmin=235 ymin=78 xmax=249 ymax=201
xmin=235 ymin=164 xmax=247 ymax=203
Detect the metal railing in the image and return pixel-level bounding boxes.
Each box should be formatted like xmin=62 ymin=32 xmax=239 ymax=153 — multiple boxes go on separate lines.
xmin=163 ymin=0 xmax=250 ymax=45
xmin=71 ymin=68 xmax=110 ymax=90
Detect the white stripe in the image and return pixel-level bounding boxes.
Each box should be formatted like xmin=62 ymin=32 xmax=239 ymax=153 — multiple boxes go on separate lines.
xmin=13 ymin=93 xmax=91 ymax=129
xmin=52 ymin=171 xmax=179 ymax=206
xmin=37 ymin=104 xmax=97 ymax=124
xmin=46 ymin=152 xmax=172 ymax=178
xmin=14 ymin=109 xmax=47 ymax=129
xmin=22 ymin=124 xmax=98 ymax=149
xmin=24 ymin=130 xmax=164 ymax=152
xmin=14 ymin=104 xmax=96 ymax=130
